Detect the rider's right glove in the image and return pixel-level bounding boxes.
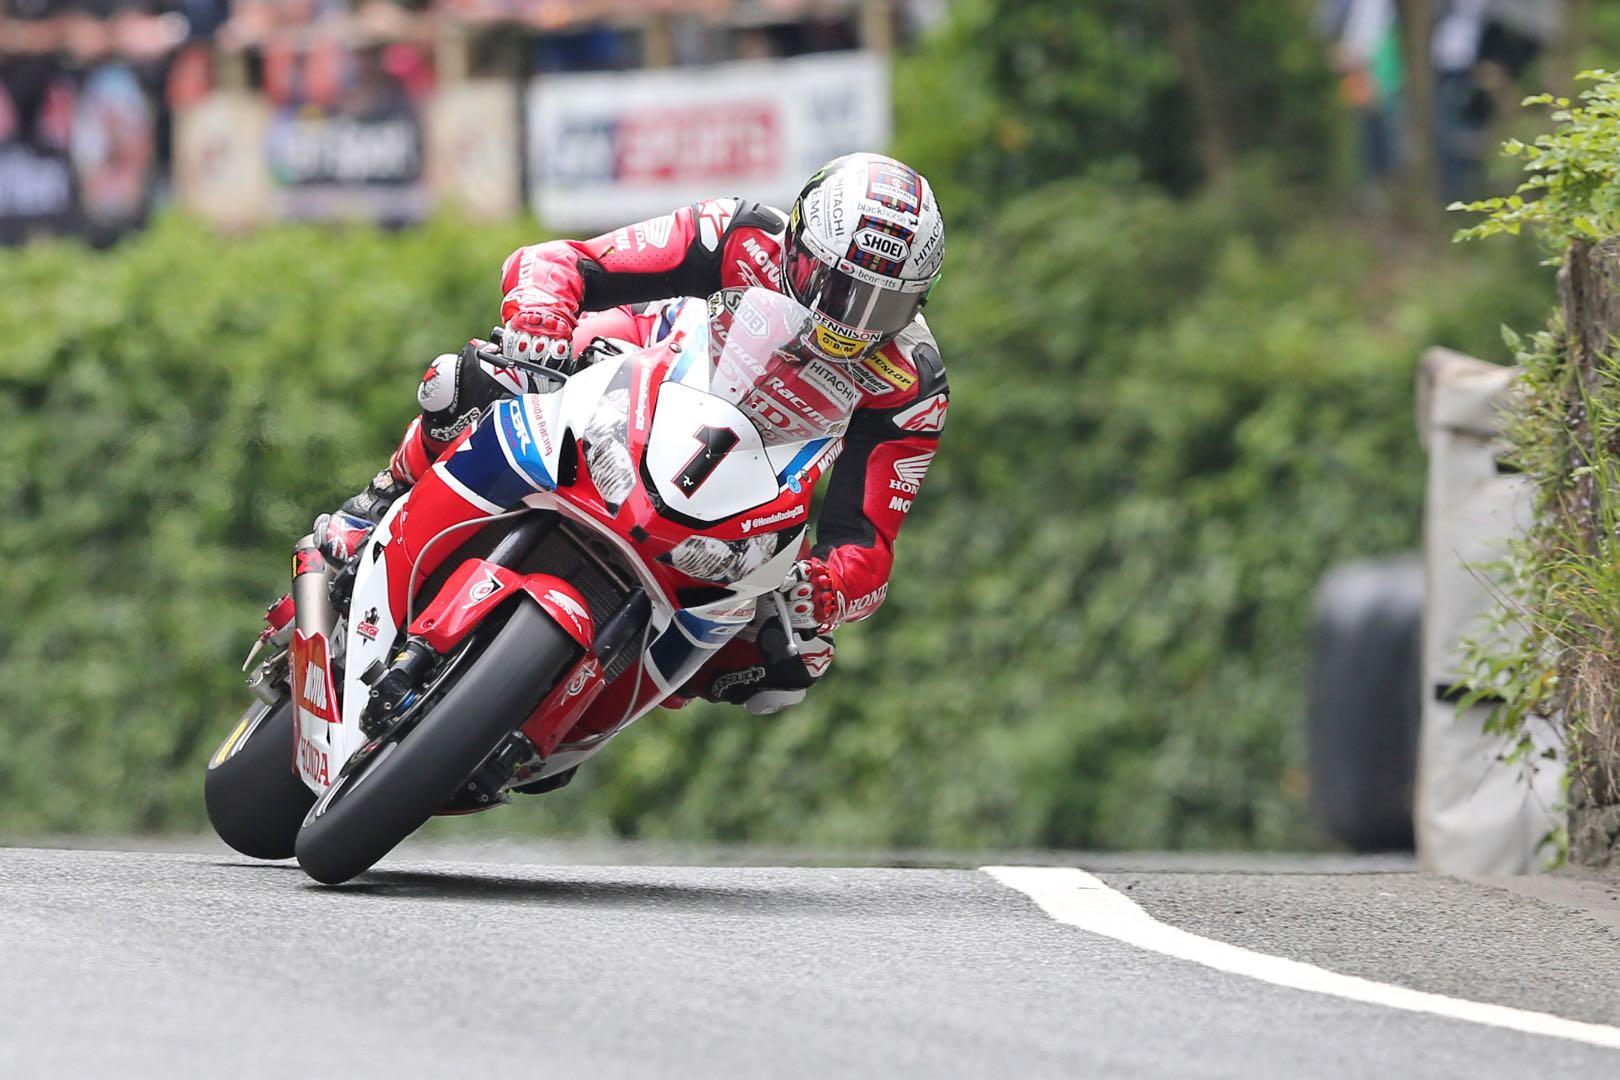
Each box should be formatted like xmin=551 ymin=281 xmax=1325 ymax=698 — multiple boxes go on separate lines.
xmin=503 ymin=308 xmax=576 ymax=368
xmin=777 ymin=557 xmax=847 ymax=636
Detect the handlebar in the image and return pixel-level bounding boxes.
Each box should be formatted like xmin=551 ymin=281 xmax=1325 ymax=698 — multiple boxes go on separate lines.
xmin=476 ymin=326 xmax=573 ymax=386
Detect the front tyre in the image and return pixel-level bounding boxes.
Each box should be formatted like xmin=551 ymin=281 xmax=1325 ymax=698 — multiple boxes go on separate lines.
xmin=294 ymin=600 xmax=578 ymax=885
xmin=205 ymin=696 xmax=317 ymax=860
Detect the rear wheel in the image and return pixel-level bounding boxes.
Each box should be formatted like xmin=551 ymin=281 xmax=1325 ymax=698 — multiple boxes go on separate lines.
xmin=205 ymin=696 xmax=317 ymax=860
xmin=294 ymin=600 xmax=578 ymax=885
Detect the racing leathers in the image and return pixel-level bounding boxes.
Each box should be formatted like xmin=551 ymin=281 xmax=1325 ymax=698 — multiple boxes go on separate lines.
xmin=375 ymin=198 xmax=949 ymax=707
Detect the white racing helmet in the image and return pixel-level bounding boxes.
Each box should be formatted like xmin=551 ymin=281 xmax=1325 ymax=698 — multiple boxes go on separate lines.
xmin=782 ymin=153 xmax=945 ymax=364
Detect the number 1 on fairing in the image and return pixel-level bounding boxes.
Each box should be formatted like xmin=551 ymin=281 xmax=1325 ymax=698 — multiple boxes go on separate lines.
xmin=674 ymin=424 xmax=740 ymax=494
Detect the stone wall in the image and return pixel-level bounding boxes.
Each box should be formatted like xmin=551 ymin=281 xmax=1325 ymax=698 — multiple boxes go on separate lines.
xmin=1558 ymin=238 xmax=1620 ymax=867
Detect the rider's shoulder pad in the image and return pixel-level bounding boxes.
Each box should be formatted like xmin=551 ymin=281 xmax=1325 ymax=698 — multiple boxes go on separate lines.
xmin=891 ymin=317 xmax=947 ymax=399
xmin=733 ymin=201 xmax=789 ymax=236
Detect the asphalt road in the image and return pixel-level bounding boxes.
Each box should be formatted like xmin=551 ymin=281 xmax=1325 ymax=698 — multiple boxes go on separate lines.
xmin=3 ymin=845 xmax=1620 ymax=1079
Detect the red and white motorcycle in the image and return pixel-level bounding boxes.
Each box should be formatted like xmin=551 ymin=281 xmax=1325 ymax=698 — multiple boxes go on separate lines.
xmin=204 ymin=288 xmax=850 ymax=884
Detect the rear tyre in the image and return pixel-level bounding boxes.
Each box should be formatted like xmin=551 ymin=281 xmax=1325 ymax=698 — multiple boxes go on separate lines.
xmin=205 ymin=696 xmax=316 ymax=860
xmin=294 ymin=600 xmax=577 ymax=885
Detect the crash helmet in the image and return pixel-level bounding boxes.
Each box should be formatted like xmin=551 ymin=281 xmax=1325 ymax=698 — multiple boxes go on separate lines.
xmin=782 ymin=153 xmax=945 ymax=364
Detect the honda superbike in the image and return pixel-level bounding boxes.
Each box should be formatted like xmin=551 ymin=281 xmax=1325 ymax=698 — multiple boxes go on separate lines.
xmin=204 ymin=288 xmax=852 ymax=884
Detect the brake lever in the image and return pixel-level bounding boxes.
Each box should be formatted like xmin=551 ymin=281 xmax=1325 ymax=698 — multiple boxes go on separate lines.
xmin=766 ymin=592 xmax=801 ymax=659
xmin=476 ymin=343 xmax=570 ymax=387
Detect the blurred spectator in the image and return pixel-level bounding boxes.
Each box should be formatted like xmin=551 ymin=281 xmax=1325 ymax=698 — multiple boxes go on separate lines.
xmin=1433 ymin=0 xmax=1563 ymax=203
xmin=1317 ymin=0 xmax=1406 ymax=192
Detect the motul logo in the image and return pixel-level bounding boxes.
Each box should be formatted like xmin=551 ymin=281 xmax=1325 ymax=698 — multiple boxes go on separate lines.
xmin=888 ymin=496 xmax=912 ymax=513
xmin=302 ymin=660 xmax=327 ymax=710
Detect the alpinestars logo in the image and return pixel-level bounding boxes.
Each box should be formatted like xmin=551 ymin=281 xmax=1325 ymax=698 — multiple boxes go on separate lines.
xmin=895 ymin=394 xmax=948 ymax=434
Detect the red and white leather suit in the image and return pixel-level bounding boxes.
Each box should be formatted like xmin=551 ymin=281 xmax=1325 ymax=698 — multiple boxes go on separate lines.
xmin=382 ymin=198 xmax=949 ymax=699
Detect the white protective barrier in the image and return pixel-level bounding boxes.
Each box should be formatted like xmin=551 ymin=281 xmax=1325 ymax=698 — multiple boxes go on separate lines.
xmin=525 ymin=51 xmax=891 ymax=231
xmin=1415 ymin=347 xmax=1562 ymax=874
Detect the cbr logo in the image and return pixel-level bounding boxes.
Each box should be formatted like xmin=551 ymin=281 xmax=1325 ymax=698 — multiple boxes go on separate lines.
xmin=854 ymin=228 xmax=910 ymax=261
xmin=503 ymin=401 xmax=532 ymax=454
xmin=465 ymin=570 xmax=504 ymax=608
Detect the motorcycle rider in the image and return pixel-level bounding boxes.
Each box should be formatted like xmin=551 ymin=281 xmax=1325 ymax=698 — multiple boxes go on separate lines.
xmin=319 ymin=152 xmax=949 ymax=715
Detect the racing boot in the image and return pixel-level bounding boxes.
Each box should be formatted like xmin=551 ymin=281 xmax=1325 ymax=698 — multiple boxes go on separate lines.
xmin=313 ymin=467 xmax=409 ymax=567
xmin=312 ymin=466 xmax=412 ymax=613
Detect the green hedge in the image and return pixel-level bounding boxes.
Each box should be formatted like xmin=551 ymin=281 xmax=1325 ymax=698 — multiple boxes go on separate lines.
xmin=0 ymin=188 xmax=1544 ymax=848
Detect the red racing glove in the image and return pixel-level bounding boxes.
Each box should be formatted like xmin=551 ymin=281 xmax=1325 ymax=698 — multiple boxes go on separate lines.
xmin=503 ymin=308 xmax=576 ymax=367
xmin=778 ymin=557 xmax=846 ymax=636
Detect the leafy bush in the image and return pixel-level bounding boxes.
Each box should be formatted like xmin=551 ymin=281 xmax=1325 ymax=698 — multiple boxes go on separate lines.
xmin=551 ymin=177 xmax=1542 ymax=852
xmin=1452 ymin=72 xmax=1620 ymax=843
xmin=1453 ymin=72 xmax=1620 ymax=246
xmin=0 ymin=171 xmax=1543 ymax=848
xmin=0 ymin=215 xmax=533 ymax=832
xmin=892 ymin=0 xmax=1338 ymax=217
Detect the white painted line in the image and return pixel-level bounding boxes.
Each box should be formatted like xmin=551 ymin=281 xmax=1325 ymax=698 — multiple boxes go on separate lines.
xmin=982 ymin=865 xmax=1620 ymax=1052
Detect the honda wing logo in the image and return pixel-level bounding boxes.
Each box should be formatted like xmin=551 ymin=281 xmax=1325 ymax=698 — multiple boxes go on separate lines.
xmin=892 ymin=452 xmax=933 ymax=486
xmin=544 ymin=589 xmax=590 ymax=635
xmin=888 ymin=451 xmax=933 ymax=496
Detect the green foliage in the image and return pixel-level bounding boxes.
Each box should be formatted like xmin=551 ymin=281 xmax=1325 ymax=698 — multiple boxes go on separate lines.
xmin=892 ymin=0 xmax=1337 ymax=219
xmin=0 ymin=176 xmax=1545 ymax=848
xmin=0 ymin=214 xmax=534 ymax=833
xmin=1451 ymin=71 xmax=1620 ymax=246
xmin=1453 ymin=70 xmax=1620 ymax=825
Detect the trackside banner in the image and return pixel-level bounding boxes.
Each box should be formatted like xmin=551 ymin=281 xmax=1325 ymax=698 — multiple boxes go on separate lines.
xmin=525 ymin=51 xmax=891 ymax=230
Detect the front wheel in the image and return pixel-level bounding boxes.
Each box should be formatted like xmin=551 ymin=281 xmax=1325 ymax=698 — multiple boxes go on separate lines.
xmin=294 ymin=600 xmax=578 ymax=885
xmin=205 ymin=695 xmax=317 ymax=860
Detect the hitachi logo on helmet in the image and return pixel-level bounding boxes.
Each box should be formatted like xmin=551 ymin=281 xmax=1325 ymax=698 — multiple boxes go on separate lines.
xmin=854 ymin=229 xmax=911 ymax=262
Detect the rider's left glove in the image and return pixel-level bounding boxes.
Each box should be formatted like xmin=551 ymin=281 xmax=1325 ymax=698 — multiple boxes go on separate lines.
xmin=777 ymin=557 xmax=846 ymax=636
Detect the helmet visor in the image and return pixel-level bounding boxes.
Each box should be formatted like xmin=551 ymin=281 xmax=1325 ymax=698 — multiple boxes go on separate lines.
xmin=784 ymin=240 xmax=928 ymax=359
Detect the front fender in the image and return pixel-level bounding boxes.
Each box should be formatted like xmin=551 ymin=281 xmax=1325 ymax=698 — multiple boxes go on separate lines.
xmin=409 ymin=559 xmax=596 ymax=654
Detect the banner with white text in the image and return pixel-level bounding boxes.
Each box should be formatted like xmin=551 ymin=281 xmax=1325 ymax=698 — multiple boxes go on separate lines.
xmin=526 ymin=51 xmax=891 ymax=231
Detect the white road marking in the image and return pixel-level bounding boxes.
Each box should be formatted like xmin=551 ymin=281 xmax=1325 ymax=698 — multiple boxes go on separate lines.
xmin=982 ymin=865 xmax=1620 ymax=1052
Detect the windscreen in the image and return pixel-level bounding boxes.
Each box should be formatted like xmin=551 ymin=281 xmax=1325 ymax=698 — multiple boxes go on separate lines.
xmin=704 ymin=287 xmax=862 ymax=445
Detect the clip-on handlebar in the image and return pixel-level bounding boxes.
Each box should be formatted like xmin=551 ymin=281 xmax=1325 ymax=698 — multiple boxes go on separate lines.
xmin=478 ymin=326 xmax=576 ymax=387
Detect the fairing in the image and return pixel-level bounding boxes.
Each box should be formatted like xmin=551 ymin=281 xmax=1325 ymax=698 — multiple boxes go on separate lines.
xmin=296 ymin=288 xmax=859 ymax=796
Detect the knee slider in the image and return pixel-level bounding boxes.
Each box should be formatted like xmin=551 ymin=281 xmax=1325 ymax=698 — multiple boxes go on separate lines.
xmin=417 ymin=344 xmax=512 ymax=445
